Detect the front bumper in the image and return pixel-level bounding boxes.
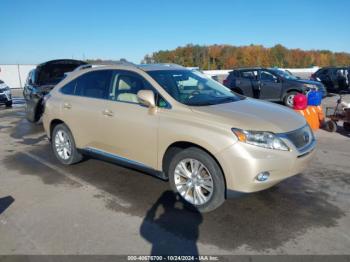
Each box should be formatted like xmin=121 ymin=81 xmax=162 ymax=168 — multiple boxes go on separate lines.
xmin=216 ymin=134 xmax=316 ymax=193
xmin=0 ymin=92 xmax=12 ymax=104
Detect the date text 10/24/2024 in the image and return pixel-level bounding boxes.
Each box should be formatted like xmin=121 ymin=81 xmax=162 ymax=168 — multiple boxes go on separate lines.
xmin=127 ymin=256 xmax=219 ymax=261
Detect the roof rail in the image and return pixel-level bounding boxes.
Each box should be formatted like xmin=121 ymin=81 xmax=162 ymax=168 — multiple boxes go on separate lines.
xmin=109 ymin=60 xmax=137 ymax=67
xmin=139 ymin=63 xmax=184 ymax=68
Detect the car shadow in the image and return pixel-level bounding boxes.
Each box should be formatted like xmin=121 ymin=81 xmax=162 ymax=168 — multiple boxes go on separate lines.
xmin=140 ymin=191 xmax=202 ymax=256
xmin=336 ymin=125 xmax=350 ymax=138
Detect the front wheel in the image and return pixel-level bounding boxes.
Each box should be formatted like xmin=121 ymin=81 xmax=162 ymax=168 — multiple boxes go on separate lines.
xmin=52 ymin=124 xmax=83 ymax=165
xmin=168 ymin=147 xmax=225 ymax=213
xmin=284 ymin=91 xmax=298 ymax=107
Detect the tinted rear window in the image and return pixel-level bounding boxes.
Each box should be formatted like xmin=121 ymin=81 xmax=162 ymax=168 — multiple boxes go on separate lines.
xmin=75 ymin=70 xmax=112 ymax=99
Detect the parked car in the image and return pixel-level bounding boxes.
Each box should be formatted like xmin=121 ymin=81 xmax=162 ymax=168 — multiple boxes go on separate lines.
xmin=23 ymin=59 xmax=87 ymax=122
xmin=0 ymin=80 xmax=13 ymax=107
xmin=223 ymin=67 xmax=326 ymax=107
xmin=43 ymin=64 xmax=316 ymax=212
xmin=311 ymin=67 xmax=350 ymax=92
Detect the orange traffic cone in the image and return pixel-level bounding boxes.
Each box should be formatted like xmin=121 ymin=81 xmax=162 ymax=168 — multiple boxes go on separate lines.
xmin=294 ymin=107 xmax=319 ymax=130
xmin=308 ymin=106 xmax=320 ymax=130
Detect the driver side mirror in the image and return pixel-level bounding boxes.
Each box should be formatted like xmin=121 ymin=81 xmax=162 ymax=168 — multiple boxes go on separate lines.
xmin=137 ymin=90 xmax=156 ymax=108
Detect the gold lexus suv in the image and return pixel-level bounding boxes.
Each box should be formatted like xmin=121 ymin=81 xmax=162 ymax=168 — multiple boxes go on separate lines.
xmin=43 ymin=64 xmax=316 ymax=212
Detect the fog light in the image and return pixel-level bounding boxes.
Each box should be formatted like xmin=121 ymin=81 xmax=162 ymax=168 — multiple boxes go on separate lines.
xmin=256 ymin=172 xmax=270 ymax=182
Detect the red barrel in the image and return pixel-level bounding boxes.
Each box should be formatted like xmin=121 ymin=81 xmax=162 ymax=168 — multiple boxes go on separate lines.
xmin=293 ymin=94 xmax=307 ymax=110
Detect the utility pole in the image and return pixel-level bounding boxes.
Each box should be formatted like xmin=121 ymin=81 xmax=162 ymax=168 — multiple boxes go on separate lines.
xmin=17 ymin=64 xmax=22 ymax=88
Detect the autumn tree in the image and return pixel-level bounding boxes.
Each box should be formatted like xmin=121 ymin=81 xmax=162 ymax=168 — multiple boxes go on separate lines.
xmin=144 ymin=44 xmax=350 ymax=69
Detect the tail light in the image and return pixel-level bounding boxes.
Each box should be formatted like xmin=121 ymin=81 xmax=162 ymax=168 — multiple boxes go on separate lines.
xmin=42 ymin=94 xmax=52 ymax=112
xmin=223 ymin=79 xmax=228 ymax=86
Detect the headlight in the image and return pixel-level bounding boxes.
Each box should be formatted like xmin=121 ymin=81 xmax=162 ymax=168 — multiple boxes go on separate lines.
xmin=232 ymin=128 xmax=290 ymax=151
xmin=4 ymin=86 xmax=11 ymax=94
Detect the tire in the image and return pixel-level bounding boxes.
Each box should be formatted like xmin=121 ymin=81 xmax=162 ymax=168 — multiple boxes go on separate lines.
xmin=325 ymin=120 xmax=337 ymax=132
xmin=51 ymin=124 xmax=83 ymax=165
xmin=343 ymin=122 xmax=350 ymax=132
xmin=5 ymin=101 xmax=12 ymax=108
xmin=168 ymin=147 xmax=225 ymax=213
xmin=232 ymin=88 xmax=243 ymax=95
xmin=284 ymin=91 xmax=298 ymax=107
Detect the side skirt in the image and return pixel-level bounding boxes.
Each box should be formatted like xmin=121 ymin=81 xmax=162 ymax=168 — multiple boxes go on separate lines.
xmin=80 ymin=147 xmax=168 ymax=181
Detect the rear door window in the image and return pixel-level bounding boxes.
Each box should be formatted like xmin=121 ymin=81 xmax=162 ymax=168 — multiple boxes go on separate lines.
xmin=241 ymin=70 xmax=258 ymax=80
xmin=75 ymin=70 xmax=112 ymax=99
xmin=260 ymin=70 xmax=278 ymax=82
xmin=321 ymin=69 xmax=328 ymax=75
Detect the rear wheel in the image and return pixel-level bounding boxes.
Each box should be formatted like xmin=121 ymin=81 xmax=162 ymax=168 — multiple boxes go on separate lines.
xmin=168 ymin=147 xmax=225 ymax=213
xmin=52 ymin=124 xmax=83 ymax=165
xmin=5 ymin=101 xmax=12 ymax=108
xmin=284 ymin=91 xmax=298 ymax=107
xmin=325 ymin=120 xmax=337 ymax=132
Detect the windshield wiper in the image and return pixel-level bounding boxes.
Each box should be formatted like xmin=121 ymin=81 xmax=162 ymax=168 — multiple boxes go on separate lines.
xmin=186 ymin=101 xmax=216 ymax=106
xmin=186 ymin=97 xmax=237 ymax=106
xmin=215 ymin=96 xmax=237 ymax=104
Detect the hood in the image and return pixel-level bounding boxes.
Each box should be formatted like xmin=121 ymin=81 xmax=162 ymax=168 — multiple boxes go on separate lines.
xmin=297 ymin=79 xmax=322 ymax=86
xmin=36 ymin=59 xmax=87 ymax=86
xmin=289 ymin=78 xmax=324 ymax=87
xmin=191 ymin=98 xmax=306 ymax=133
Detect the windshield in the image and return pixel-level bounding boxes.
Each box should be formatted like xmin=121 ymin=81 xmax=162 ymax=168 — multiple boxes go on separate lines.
xmin=148 ymin=70 xmax=243 ymax=106
xmin=271 ymin=69 xmax=298 ymax=80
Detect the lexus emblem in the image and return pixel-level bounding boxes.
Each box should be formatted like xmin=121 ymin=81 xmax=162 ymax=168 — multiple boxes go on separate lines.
xmin=303 ymin=131 xmax=310 ymax=143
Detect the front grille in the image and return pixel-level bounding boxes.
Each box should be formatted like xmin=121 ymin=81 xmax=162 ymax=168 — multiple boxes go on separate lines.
xmin=283 ymin=125 xmax=313 ymax=149
xmin=0 ymin=94 xmax=7 ymax=102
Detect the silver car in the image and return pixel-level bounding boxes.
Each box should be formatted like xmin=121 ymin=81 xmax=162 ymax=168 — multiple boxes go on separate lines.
xmin=0 ymin=80 xmax=12 ymax=107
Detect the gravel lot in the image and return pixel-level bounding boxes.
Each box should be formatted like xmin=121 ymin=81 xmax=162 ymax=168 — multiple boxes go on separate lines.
xmin=0 ymin=91 xmax=350 ymax=256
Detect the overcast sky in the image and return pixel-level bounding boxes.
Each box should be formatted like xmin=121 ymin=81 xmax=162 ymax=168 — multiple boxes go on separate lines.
xmin=1 ymin=0 xmax=350 ymax=64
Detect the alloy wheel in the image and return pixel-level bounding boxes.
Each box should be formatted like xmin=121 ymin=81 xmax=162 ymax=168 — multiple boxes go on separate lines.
xmin=174 ymin=158 xmax=214 ymax=205
xmin=286 ymin=94 xmax=295 ymax=107
xmin=54 ymin=130 xmax=72 ymax=160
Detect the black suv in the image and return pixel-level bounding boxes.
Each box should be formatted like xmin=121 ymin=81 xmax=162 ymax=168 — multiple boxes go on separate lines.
xmin=23 ymin=59 xmax=87 ymax=122
xmin=223 ymin=67 xmax=326 ymax=107
xmin=311 ymin=67 xmax=349 ymax=92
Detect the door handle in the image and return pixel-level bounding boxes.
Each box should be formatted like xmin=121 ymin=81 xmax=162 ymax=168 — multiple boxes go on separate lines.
xmin=102 ymin=109 xmax=114 ymax=117
xmin=63 ymin=102 xmax=72 ymax=109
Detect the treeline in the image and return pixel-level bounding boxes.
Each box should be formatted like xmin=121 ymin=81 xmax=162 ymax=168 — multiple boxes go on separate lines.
xmin=85 ymin=58 xmax=131 ymax=65
xmin=142 ymin=44 xmax=350 ymax=69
